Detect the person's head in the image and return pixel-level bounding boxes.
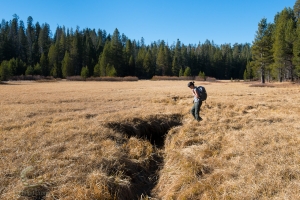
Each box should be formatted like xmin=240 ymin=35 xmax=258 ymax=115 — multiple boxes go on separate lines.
xmin=187 ymin=81 xmax=195 ymax=89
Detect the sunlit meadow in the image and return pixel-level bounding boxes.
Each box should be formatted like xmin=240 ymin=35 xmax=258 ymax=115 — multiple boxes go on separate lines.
xmin=1 ymin=80 xmax=300 ymax=199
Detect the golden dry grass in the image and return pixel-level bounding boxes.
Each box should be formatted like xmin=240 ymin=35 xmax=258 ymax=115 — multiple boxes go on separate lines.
xmin=1 ymin=80 xmax=300 ymax=199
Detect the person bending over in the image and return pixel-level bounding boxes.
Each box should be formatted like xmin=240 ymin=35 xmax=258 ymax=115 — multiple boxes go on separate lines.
xmin=188 ymin=81 xmax=203 ymax=122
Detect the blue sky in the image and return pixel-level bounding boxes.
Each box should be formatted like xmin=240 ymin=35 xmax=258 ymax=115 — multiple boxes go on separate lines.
xmin=1 ymin=0 xmax=296 ymax=46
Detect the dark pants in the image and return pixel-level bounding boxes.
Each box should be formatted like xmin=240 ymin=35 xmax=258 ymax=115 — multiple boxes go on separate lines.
xmin=191 ymin=101 xmax=202 ymax=121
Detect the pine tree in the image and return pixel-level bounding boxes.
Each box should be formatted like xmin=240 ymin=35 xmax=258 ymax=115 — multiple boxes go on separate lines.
xmin=70 ymin=30 xmax=81 ymax=75
xmin=0 ymin=20 xmax=8 ymax=61
xmin=156 ymin=42 xmax=166 ymax=75
xmin=128 ymin=55 xmax=135 ymax=75
xmin=172 ymin=39 xmax=182 ymax=76
xmin=273 ymin=8 xmax=296 ymax=81
xmin=243 ymin=70 xmax=247 ymax=80
xmin=18 ymin=20 xmax=28 ymax=62
xmin=48 ymin=44 xmax=59 ymax=77
xmin=25 ymin=65 xmax=34 ymax=75
xmin=40 ymin=53 xmax=48 ymax=76
xmin=181 ymin=44 xmax=188 ymax=69
xmin=81 ymin=66 xmax=89 ymax=80
xmin=184 ymin=67 xmax=191 ymax=76
xmin=26 ymin=16 xmax=35 ymax=66
xmin=38 ymin=23 xmax=51 ymax=55
xmin=143 ymin=50 xmax=154 ymax=78
xmin=293 ymin=21 xmax=300 ymax=77
xmin=3 ymin=21 xmax=14 ymax=61
xmin=106 ymin=64 xmax=117 ymax=76
xmin=164 ymin=45 xmax=172 ymax=75
xmin=62 ymin=51 xmax=73 ymax=78
xmin=94 ymin=58 xmax=101 ymax=77
xmin=220 ymin=44 xmax=232 ymax=79
xmin=172 ymin=56 xmax=180 ymax=76
xmin=58 ymin=28 xmax=67 ymax=62
xmin=124 ymin=39 xmax=134 ymax=76
xmin=179 ymin=68 xmax=183 ymax=77
xmin=111 ymin=28 xmax=123 ymax=76
xmin=285 ymin=19 xmax=296 ymax=81
xmin=135 ymin=47 xmax=146 ymax=77
xmin=33 ymin=22 xmax=41 ymax=64
xmin=189 ymin=45 xmax=197 ymax=75
xmin=9 ymin=58 xmax=17 ymax=75
xmin=0 ymin=60 xmax=10 ymax=81
xmin=232 ymin=43 xmax=242 ymax=78
xmin=244 ymin=60 xmax=254 ymax=80
xmin=99 ymin=41 xmax=111 ymax=76
xmin=46 ymin=28 xmax=63 ymax=77
xmin=294 ymin=0 xmax=300 ymax=20
xmin=34 ymin=63 xmax=42 ymax=75
xmin=82 ymin=29 xmax=97 ymax=76
xmin=252 ymin=18 xmax=273 ymax=83
xmin=16 ymin=58 xmax=26 ymax=75
xmin=10 ymin=14 xmax=19 ymax=59
xmin=96 ymin=29 xmax=104 ymax=55
xmin=7 ymin=58 xmax=26 ymax=76
xmin=198 ymin=71 xmax=205 ymax=80
xmin=201 ymin=40 xmax=214 ymax=77
xmin=212 ymin=48 xmax=223 ymax=79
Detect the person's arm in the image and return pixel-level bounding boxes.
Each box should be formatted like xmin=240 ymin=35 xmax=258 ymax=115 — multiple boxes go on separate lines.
xmin=193 ymin=88 xmax=200 ymax=99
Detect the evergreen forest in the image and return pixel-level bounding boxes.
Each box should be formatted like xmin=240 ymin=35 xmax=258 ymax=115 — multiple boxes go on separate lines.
xmin=1 ymin=0 xmax=300 ymax=82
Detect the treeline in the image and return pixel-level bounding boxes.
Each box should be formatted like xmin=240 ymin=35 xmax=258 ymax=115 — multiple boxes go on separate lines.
xmin=0 ymin=14 xmax=252 ymax=81
xmin=3 ymin=0 xmax=300 ymax=82
xmin=247 ymin=0 xmax=300 ymax=83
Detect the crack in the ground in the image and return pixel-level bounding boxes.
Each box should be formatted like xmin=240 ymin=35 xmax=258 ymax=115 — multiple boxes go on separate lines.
xmin=106 ymin=114 xmax=182 ymax=148
xmin=105 ymin=114 xmax=182 ymax=198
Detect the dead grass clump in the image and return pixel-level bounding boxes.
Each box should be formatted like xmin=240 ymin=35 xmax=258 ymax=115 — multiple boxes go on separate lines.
xmin=86 ymin=171 xmax=120 ymax=200
xmin=124 ymin=137 xmax=153 ymax=160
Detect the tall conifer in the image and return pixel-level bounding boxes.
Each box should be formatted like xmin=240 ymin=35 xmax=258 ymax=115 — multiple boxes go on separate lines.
xmin=252 ymin=18 xmax=273 ymax=83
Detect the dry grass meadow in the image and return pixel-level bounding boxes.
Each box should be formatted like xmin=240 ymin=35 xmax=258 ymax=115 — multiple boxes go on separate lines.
xmin=1 ymin=80 xmax=300 ymax=199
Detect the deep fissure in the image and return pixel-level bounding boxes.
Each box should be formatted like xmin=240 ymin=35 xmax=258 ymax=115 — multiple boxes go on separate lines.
xmin=107 ymin=114 xmax=182 ymax=148
xmin=105 ymin=114 xmax=182 ymax=198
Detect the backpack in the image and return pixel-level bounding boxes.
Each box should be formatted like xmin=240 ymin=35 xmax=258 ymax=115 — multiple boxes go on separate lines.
xmin=197 ymin=86 xmax=207 ymax=101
